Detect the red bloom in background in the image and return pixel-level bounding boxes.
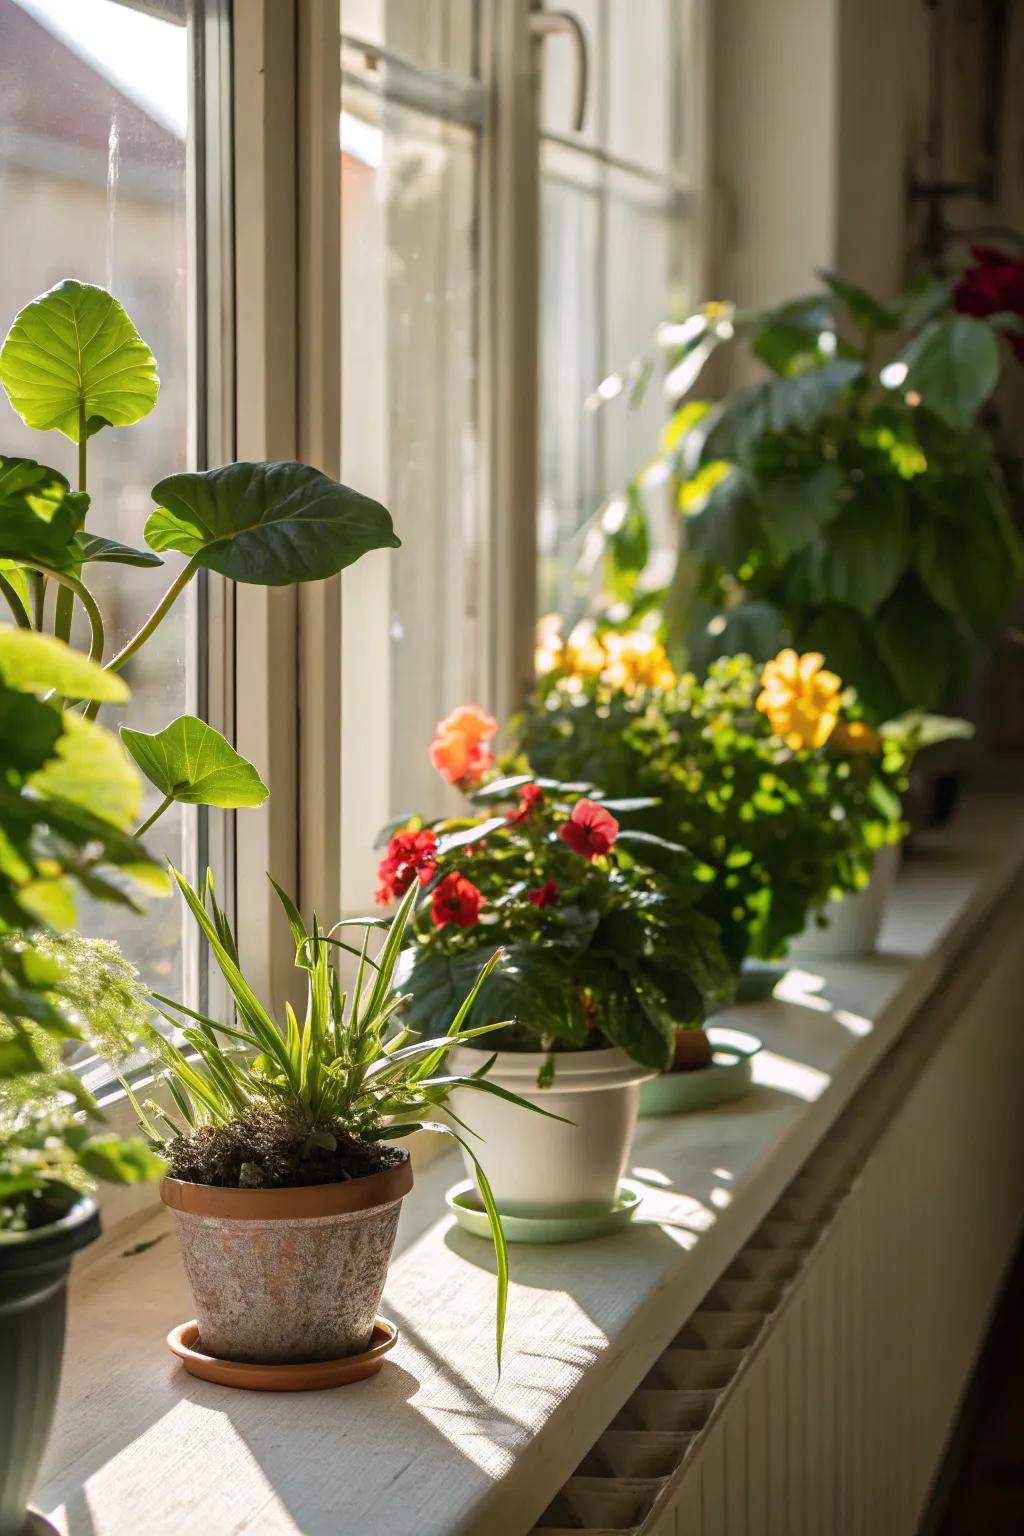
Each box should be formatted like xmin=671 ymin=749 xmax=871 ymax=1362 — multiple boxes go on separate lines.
xmin=559 ymin=799 xmax=619 ymax=859
xmin=429 ymin=705 xmax=498 ymax=786
xmin=954 ymin=245 xmax=1024 ymax=361
xmin=375 ymin=828 xmax=437 ymax=905
xmin=528 ymin=879 xmax=559 ymax=908
xmin=506 ymin=783 xmax=545 ymax=824
xmin=431 ymin=871 xmax=484 ymax=929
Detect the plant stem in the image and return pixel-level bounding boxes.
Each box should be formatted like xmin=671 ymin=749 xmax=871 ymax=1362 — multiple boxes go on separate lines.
xmin=30 ymin=571 xmax=46 ymax=630
xmin=0 ymin=573 xmax=31 ymax=629
xmin=55 ymin=407 xmax=89 ymax=644
xmin=135 ymin=794 xmax=173 ymax=838
xmin=18 ymin=563 xmax=104 ymax=665
xmin=104 ymin=558 xmax=198 ymax=675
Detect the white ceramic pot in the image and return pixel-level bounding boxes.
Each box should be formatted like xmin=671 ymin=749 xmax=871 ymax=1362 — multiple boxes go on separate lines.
xmin=787 ymin=842 xmax=901 ymax=963
xmin=446 ymin=1046 xmax=656 ymax=1217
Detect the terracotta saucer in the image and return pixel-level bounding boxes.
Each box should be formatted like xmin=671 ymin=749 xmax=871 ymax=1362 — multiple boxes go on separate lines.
xmin=166 ymin=1317 xmax=398 ymax=1391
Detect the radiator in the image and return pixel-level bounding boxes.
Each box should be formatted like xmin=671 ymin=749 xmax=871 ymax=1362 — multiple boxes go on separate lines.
xmin=533 ymin=881 xmax=1024 ymax=1536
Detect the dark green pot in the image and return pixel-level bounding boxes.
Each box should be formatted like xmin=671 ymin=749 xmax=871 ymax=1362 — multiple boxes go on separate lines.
xmin=0 ymin=1195 xmax=101 ymax=1536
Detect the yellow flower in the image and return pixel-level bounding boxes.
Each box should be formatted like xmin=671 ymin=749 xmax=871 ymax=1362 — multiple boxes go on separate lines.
xmin=756 ymin=648 xmax=842 ymax=750
xmin=830 ymin=718 xmax=883 ymax=756
xmin=601 ymin=631 xmax=676 ymax=692
xmin=565 ymin=622 xmax=607 ymax=678
xmin=535 ymin=613 xmax=565 ymax=676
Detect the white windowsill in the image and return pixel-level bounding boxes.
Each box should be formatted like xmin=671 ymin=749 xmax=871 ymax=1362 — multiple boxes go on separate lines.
xmin=38 ymin=788 xmax=1024 ymax=1536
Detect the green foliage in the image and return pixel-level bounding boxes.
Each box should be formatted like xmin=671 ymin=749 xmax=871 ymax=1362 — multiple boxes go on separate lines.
xmin=137 ymin=871 xmax=536 ymax=1366
xmin=386 ymin=781 xmax=733 ymax=1069
xmin=121 ymin=716 xmax=268 ymax=813
xmin=522 ymin=655 xmax=912 ymax=966
xmin=579 ymin=269 xmax=1023 ymax=720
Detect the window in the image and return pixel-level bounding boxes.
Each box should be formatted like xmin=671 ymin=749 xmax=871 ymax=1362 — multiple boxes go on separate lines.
xmin=338 ymin=0 xmax=487 ymax=910
xmin=537 ymin=0 xmax=704 ymax=625
xmin=0 ymin=0 xmax=207 ymax=1018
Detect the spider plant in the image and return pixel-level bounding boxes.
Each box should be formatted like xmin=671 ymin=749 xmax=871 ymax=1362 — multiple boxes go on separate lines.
xmin=125 ymin=870 xmax=559 ymax=1365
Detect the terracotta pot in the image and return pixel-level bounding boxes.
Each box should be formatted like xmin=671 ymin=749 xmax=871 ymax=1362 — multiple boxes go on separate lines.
xmin=0 ymin=1193 xmax=100 ymax=1536
xmin=447 ymin=1046 xmax=656 ymax=1217
xmin=161 ymin=1156 xmax=413 ymax=1365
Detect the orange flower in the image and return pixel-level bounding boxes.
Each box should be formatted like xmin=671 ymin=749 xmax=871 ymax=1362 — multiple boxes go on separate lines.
xmin=756 ymin=649 xmax=842 ymax=751
xmin=429 ymin=705 xmax=498 ymax=786
xmin=830 ymin=719 xmax=883 ymax=756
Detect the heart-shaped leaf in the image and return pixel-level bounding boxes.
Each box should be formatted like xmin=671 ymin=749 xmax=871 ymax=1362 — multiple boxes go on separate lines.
xmin=897 ymin=315 xmax=999 ymax=428
xmin=120 ymin=714 xmax=269 ymax=808
xmin=0 ymin=630 xmax=127 ymax=702
xmin=73 ymin=533 xmax=163 ymax=570
xmin=31 ymin=713 xmax=142 ymax=829
xmin=0 ymin=457 xmax=88 ymax=569
xmin=144 ymin=461 xmax=400 ymax=585
xmin=0 ymin=280 xmax=159 ymax=441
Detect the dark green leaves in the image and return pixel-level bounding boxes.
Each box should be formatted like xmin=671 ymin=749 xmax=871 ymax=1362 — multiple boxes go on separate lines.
xmin=73 ymin=533 xmax=163 ymax=570
xmin=0 ymin=457 xmax=88 ymax=569
xmin=898 ymin=316 xmax=1000 ymax=427
xmin=685 ymin=467 xmax=759 ymax=571
xmin=121 ymin=715 xmax=269 ymax=810
xmin=0 ymin=280 xmax=159 ymax=441
xmin=698 ymin=359 xmax=864 ymax=465
xmin=759 ymin=464 xmax=844 ymax=562
xmin=821 ymin=272 xmax=899 ymax=334
xmin=802 ymin=480 xmax=910 ymax=616
xmin=875 ymin=581 xmax=964 ymax=711
xmin=145 ymin=461 xmax=400 ymax=585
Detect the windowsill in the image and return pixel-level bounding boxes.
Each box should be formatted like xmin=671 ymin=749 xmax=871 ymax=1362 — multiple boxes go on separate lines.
xmin=38 ymin=787 xmax=1024 ymax=1536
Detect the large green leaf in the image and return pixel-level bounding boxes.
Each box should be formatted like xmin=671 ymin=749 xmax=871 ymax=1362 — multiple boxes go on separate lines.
xmin=821 ymin=272 xmax=899 ymax=333
xmin=685 ymin=467 xmax=759 ymax=572
xmin=796 ymin=606 xmax=903 ymax=722
xmin=31 ymin=713 xmax=141 ymax=829
xmin=874 ymin=579 xmax=963 ymax=711
xmin=0 ymin=457 xmax=88 ymax=569
xmin=0 ymin=689 xmax=62 ymax=773
xmin=394 ymin=943 xmax=586 ymax=1045
xmin=120 ymin=715 xmax=269 ymax=809
xmin=759 ymin=464 xmax=844 ymax=561
xmin=687 ymin=599 xmax=787 ymax=675
xmin=697 ymin=359 xmax=864 ymax=465
xmin=899 ymin=316 xmax=999 ymax=428
xmin=0 ymin=630 xmax=127 ymax=702
xmin=144 ymin=461 xmax=400 ymax=585
xmin=916 ymin=484 xmax=1020 ymax=640
xmin=805 ymin=479 xmax=910 ymax=616
xmin=0 ymin=280 xmax=159 ymax=441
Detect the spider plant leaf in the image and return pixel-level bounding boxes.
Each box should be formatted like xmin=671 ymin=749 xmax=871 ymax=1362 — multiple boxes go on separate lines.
xmin=362 ymin=1021 xmax=509 ymax=1080
xmin=361 ymin=880 xmax=419 ymax=1021
xmin=412 ymin=1074 xmax=574 ymax=1124
xmin=268 ymin=875 xmax=310 ymax=965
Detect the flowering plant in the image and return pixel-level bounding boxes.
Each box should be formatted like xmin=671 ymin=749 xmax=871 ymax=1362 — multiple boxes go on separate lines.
xmin=522 ymin=638 xmax=971 ymax=964
xmin=379 ymin=719 xmax=733 ymax=1070
xmin=576 ymin=266 xmax=1023 ymax=721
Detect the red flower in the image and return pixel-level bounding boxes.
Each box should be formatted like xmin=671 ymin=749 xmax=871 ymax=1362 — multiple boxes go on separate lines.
xmin=528 ymin=879 xmax=559 ymax=908
xmin=431 ymin=871 xmax=484 ymax=929
xmin=954 ymin=245 xmax=1024 ymax=362
xmin=559 ymin=799 xmax=620 ymax=859
xmin=375 ymin=828 xmax=437 ymax=905
xmin=506 ymin=783 xmax=545 ymax=824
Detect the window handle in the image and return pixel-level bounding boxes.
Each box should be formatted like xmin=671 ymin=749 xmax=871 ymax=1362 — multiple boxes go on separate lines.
xmin=528 ymin=9 xmax=589 ymax=132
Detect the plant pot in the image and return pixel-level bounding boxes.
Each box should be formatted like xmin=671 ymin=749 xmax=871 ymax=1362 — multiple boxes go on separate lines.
xmin=160 ymin=1155 xmax=413 ymax=1365
xmin=447 ymin=1046 xmax=656 ymax=1217
xmin=786 ymin=842 xmax=901 ymax=963
xmin=0 ymin=1194 xmax=101 ymax=1536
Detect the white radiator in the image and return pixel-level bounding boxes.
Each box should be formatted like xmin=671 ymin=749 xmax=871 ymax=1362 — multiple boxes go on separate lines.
xmin=533 ymin=881 xmax=1024 ymax=1536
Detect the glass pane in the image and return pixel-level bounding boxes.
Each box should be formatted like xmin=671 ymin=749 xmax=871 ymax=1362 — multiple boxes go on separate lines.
xmin=339 ymin=4 xmax=483 ymax=909
xmin=0 ymin=0 xmax=196 ymax=1001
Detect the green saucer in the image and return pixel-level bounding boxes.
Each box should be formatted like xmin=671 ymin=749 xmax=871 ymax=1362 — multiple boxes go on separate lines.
xmin=445 ymin=1178 xmax=644 ymax=1244
xmin=639 ymin=1026 xmax=763 ymax=1117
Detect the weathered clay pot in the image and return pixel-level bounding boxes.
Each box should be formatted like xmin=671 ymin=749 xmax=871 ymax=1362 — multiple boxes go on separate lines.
xmin=161 ymin=1156 xmax=413 ymax=1365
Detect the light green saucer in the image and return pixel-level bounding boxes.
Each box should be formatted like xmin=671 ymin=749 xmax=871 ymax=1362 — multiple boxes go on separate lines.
xmin=445 ymin=1178 xmax=644 ymax=1244
xmin=639 ymin=1026 xmax=763 ymax=1117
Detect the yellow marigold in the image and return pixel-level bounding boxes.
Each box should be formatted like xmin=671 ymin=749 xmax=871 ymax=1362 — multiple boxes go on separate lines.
xmin=565 ymin=622 xmax=607 ymax=678
xmin=601 ymin=631 xmax=676 ymax=692
xmin=535 ymin=613 xmax=565 ymax=676
xmin=830 ymin=718 xmax=883 ymax=755
xmin=756 ymin=648 xmax=842 ymax=750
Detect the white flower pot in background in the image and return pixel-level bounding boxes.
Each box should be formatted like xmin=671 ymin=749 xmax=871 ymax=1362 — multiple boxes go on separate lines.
xmin=446 ymin=1046 xmax=656 ymax=1217
xmin=787 ymin=842 xmax=902 ymax=963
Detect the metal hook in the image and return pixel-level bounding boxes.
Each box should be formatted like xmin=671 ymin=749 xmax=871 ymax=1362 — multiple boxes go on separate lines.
xmin=528 ymin=9 xmax=589 ymax=133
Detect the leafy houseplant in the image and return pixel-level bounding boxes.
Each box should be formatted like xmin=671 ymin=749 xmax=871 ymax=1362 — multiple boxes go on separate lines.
xmin=522 ymin=627 xmax=969 ymax=974
xmin=0 ymin=279 xmax=398 ymax=858
xmin=121 ymin=870 xmax=537 ymax=1373
xmin=0 ymin=633 xmax=166 ymax=1536
xmin=379 ymin=706 xmax=733 ymax=1215
xmin=582 ymin=265 xmax=1023 ymax=723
